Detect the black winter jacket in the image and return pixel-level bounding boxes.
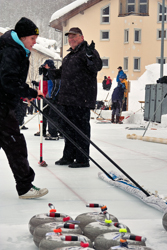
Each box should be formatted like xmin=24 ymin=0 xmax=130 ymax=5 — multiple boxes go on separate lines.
xmin=0 ymin=30 xmax=37 ymax=109
xmin=48 ymin=41 xmax=102 ymax=109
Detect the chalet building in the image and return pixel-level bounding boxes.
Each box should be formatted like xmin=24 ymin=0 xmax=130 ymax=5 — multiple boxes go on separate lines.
xmin=49 ymin=0 xmax=167 ymax=82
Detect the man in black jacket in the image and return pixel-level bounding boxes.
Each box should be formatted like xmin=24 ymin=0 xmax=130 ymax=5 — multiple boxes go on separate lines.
xmin=46 ymin=27 xmax=102 ymax=168
xmin=0 ymin=17 xmax=48 ymax=198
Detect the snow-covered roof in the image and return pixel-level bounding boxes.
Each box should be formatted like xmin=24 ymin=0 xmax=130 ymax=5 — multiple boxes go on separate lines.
xmin=0 ymin=27 xmax=61 ymax=61
xmin=36 ymin=36 xmax=57 ymax=48
xmin=33 ymin=44 xmax=61 ymax=60
xmin=50 ymin=0 xmax=89 ymax=23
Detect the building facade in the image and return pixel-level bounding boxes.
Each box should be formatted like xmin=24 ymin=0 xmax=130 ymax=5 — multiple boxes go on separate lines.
xmin=50 ymin=0 xmax=167 ymax=82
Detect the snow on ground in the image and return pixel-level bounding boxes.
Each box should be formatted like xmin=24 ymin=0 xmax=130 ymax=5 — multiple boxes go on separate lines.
xmin=0 ymin=64 xmax=167 ymax=250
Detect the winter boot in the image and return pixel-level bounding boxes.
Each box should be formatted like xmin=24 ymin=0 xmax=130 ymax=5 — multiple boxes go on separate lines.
xmin=116 ymin=115 xmax=123 ymax=124
xmin=111 ymin=114 xmax=115 ymax=123
xmin=116 ymin=115 xmax=120 ymax=124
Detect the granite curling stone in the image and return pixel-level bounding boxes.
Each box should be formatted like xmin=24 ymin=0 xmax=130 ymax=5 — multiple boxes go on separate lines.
xmin=39 ymin=234 xmax=93 ymax=250
xmin=33 ymin=222 xmax=82 ymax=247
xmin=75 ymin=203 xmax=118 ymax=230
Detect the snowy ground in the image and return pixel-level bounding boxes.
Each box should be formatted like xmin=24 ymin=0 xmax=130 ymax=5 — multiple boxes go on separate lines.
xmin=1 ymin=64 xmax=167 ymax=250
xmin=0 ymin=108 xmax=167 ymax=250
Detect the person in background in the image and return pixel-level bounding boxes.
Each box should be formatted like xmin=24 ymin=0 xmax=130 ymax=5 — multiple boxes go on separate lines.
xmin=111 ymin=81 xmax=125 ymax=124
xmin=119 ymin=76 xmax=128 ymax=111
xmin=43 ymin=27 xmax=102 ymax=168
xmin=105 ymin=76 xmax=112 ymax=90
xmin=102 ymin=76 xmax=107 ymax=90
xmin=0 ymin=17 xmax=48 ymax=199
xmin=34 ymin=59 xmax=54 ymax=137
xmin=35 ymin=59 xmax=61 ymax=140
xmin=116 ymin=66 xmax=127 ymax=85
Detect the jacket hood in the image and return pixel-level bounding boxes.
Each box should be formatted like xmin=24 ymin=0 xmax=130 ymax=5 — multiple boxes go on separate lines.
xmin=0 ymin=30 xmax=29 ymax=56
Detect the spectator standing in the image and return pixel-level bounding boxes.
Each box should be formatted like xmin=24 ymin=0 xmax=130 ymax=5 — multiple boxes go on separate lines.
xmin=34 ymin=59 xmax=58 ymax=138
xmin=46 ymin=27 xmax=102 ymax=168
xmin=119 ymin=77 xmax=128 ymax=111
xmin=102 ymin=76 xmax=107 ymax=90
xmin=116 ymin=66 xmax=126 ymax=85
xmin=105 ymin=76 xmax=112 ymax=90
xmin=111 ymin=83 xmax=125 ymax=124
xmin=0 ymin=17 xmax=48 ymax=199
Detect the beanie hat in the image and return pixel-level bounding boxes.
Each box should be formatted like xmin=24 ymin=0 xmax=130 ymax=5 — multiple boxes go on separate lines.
xmin=15 ymin=17 xmax=39 ymax=38
xmin=42 ymin=59 xmax=54 ymax=68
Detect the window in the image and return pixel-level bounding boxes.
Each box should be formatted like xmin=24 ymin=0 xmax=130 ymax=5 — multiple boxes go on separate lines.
xmin=156 ymin=57 xmax=166 ymax=64
xmin=64 ymin=32 xmax=68 ymax=45
xmin=124 ymin=57 xmax=128 ymax=71
xmin=139 ymin=0 xmax=148 ymax=14
xmin=102 ymin=58 xmax=109 ymax=68
xmin=134 ymin=29 xmax=141 ymax=42
xmin=124 ymin=29 xmax=129 ymax=43
xmin=101 ymin=5 xmax=110 ymax=24
xmin=134 ymin=57 xmax=141 ymax=71
xmin=127 ymin=0 xmax=135 ymax=13
xmin=100 ymin=30 xmax=110 ymax=40
xmin=157 ymin=29 xmax=167 ymax=39
xmin=158 ymin=3 xmax=167 ymax=22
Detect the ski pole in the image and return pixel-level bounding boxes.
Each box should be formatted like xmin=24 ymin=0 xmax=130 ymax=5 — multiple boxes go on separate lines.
xmin=142 ymin=92 xmax=167 ymax=137
xmin=34 ymin=97 xmax=150 ymax=197
xmin=19 ymin=104 xmax=48 ymax=129
xmin=30 ymin=101 xmax=114 ymax=180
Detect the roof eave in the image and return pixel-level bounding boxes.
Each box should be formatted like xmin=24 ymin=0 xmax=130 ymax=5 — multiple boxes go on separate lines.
xmin=49 ymin=0 xmax=103 ymax=32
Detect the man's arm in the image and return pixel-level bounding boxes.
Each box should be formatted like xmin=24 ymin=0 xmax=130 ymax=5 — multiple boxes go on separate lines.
xmin=85 ymin=41 xmax=102 ymax=73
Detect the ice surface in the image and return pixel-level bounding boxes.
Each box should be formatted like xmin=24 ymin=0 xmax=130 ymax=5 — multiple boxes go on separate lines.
xmin=0 ymin=64 xmax=167 ymax=249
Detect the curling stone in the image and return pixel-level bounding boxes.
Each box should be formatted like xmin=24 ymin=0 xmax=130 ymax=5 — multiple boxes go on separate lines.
xmin=162 ymin=211 xmax=167 ymax=231
xmin=39 ymin=234 xmax=93 ymax=250
xmin=29 ymin=212 xmax=73 ymax=235
xmin=83 ymin=221 xmax=130 ymax=242
xmin=75 ymin=203 xmax=118 ymax=230
xmin=94 ymin=229 xmax=146 ymax=250
xmin=33 ymin=222 xmax=82 ymax=247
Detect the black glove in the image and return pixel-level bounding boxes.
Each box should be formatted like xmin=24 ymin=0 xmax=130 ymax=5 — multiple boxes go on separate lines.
xmin=39 ymin=66 xmax=43 ymax=75
xmin=39 ymin=66 xmax=47 ymax=75
xmin=32 ymin=80 xmax=39 ymax=87
xmin=86 ymin=40 xmax=95 ymax=57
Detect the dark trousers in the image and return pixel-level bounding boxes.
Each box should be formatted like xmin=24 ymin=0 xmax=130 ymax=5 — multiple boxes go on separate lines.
xmin=38 ymin=99 xmax=50 ymax=135
xmin=61 ymin=106 xmax=90 ymax=163
xmin=0 ymin=105 xmax=35 ymax=195
xmin=48 ymin=103 xmax=63 ymax=137
xmin=112 ymin=100 xmax=122 ymax=116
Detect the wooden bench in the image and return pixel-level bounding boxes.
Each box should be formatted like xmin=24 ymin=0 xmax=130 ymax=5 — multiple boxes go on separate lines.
xmin=138 ymin=101 xmax=145 ymax=110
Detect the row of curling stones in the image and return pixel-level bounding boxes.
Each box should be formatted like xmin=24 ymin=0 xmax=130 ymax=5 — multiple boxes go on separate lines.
xmin=94 ymin=228 xmax=148 ymax=250
xmin=29 ymin=203 xmax=73 ymax=235
xmin=39 ymin=234 xmax=93 ymax=250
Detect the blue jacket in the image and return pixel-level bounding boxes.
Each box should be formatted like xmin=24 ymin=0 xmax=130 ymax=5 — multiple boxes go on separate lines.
xmin=116 ymin=70 xmax=126 ymax=83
